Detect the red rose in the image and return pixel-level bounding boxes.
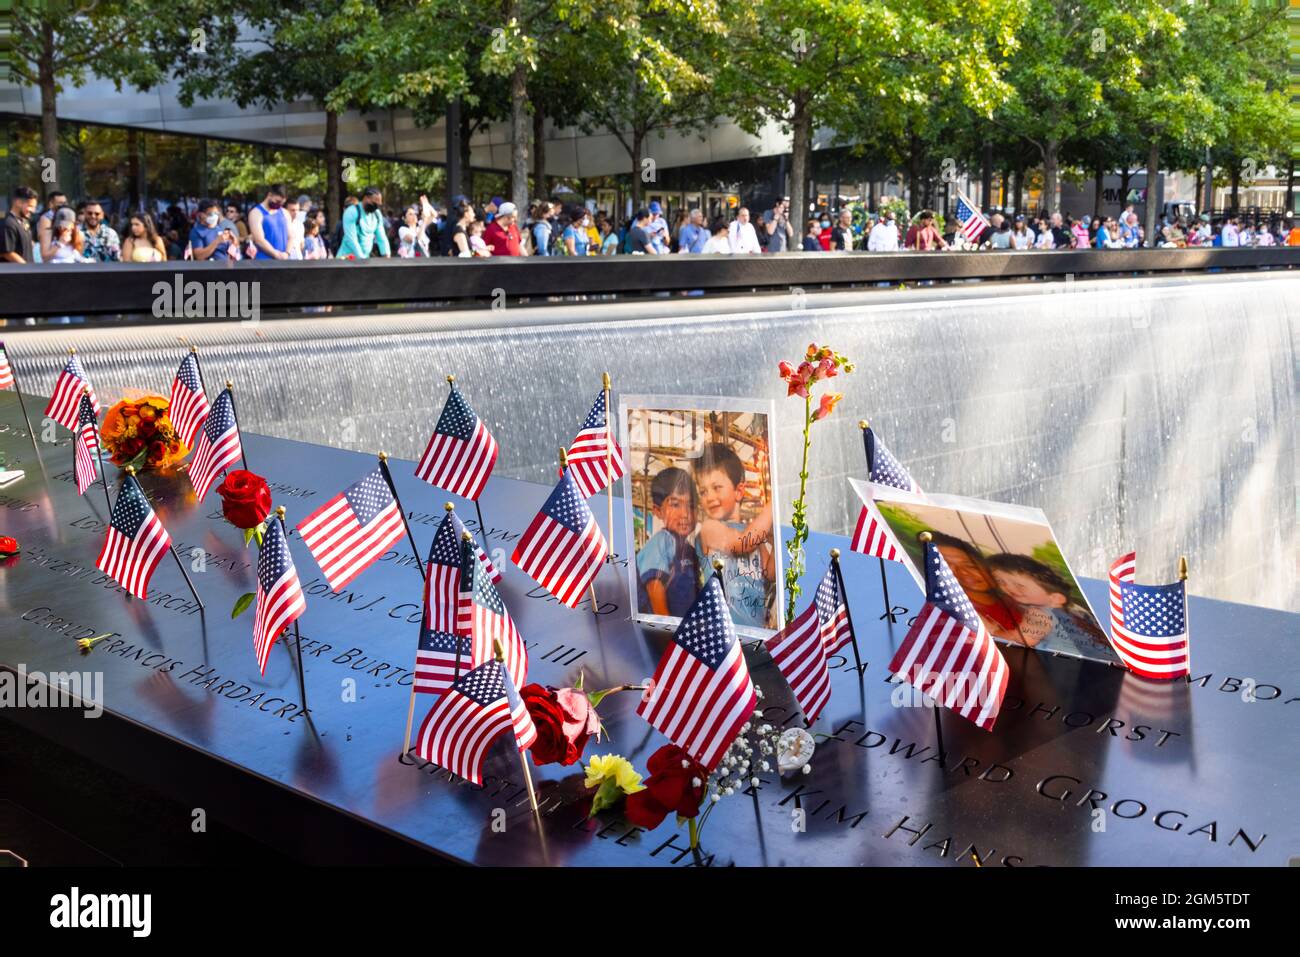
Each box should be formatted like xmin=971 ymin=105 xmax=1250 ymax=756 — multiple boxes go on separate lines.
xmin=0 ymin=535 xmax=19 ymax=556
xmin=217 ymin=469 xmax=272 ymax=529
xmin=521 ymin=683 xmax=599 ymax=766
xmin=623 ymin=744 xmax=708 ymax=829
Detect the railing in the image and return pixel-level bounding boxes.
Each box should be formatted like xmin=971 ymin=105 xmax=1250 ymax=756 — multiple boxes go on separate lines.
xmin=1 ymin=247 xmax=1294 ymax=323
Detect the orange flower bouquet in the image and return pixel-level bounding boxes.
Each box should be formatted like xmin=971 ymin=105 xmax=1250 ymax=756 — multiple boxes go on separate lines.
xmin=99 ymin=394 xmax=188 ymax=472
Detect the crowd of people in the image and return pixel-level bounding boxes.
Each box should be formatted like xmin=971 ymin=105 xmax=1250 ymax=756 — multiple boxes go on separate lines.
xmin=3 ymin=183 xmax=1298 ymax=265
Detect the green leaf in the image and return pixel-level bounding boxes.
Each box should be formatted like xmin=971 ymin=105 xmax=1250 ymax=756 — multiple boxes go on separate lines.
xmin=253 ymin=523 xmax=265 ymax=548
xmin=243 ymin=527 xmax=255 ymax=547
xmin=231 ymin=592 xmax=256 ymax=619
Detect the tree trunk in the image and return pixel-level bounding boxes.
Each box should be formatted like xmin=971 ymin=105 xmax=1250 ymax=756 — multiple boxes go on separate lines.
xmin=789 ymin=98 xmax=812 ymax=228
xmin=1229 ymin=161 xmax=1240 ymax=214
xmin=1144 ymin=140 xmax=1160 ymax=247
xmin=38 ymin=20 xmax=59 ymax=186
xmin=324 ymin=109 xmax=341 ymax=228
xmin=906 ymin=130 xmax=920 ymax=211
xmin=509 ymin=63 xmax=529 ymax=212
xmin=1042 ymin=139 xmax=1060 ymax=218
xmin=460 ymin=113 xmax=474 ymax=201
xmin=628 ymin=130 xmax=644 ymax=212
xmin=532 ymin=107 xmax=546 ymax=200
xmin=1120 ymin=167 xmax=1132 ymax=208
xmin=1093 ymin=163 xmax=1104 ymax=219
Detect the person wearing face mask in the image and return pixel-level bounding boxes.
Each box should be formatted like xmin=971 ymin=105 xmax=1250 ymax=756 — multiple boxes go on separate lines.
xmin=337 ymin=185 xmax=391 ymax=259
xmin=187 ymin=199 xmax=238 ymax=261
xmin=248 ymin=184 xmax=290 ymax=259
xmin=817 ymin=214 xmax=833 ymax=250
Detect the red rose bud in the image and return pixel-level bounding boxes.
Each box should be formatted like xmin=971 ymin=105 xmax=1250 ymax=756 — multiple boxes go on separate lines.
xmin=522 ymin=683 xmax=598 ymax=766
xmin=217 ymin=469 xmax=272 ymax=530
xmin=0 ymin=535 xmax=19 ymax=556
xmin=623 ymin=744 xmax=708 ymax=829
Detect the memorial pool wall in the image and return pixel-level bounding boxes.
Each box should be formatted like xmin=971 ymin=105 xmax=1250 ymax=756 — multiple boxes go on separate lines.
xmin=10 ymin=272 xmax=1296 ymax=612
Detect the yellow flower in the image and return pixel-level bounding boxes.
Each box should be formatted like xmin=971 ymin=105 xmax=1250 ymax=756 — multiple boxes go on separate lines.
xmin=584 ymin=754 xmax=644 ymax=794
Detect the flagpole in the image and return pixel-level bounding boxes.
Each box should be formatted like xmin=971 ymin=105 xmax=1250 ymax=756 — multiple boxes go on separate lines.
xmin=277 ymin=506 xmax=309 ymax=712
xmin=859 ymin=419 xmax=895 ymax=622
xmin=224 ymin=380 xmax=250 ymax=471
xmin=85 ymin=386 xmax=112 ymax=515
xmin=377 ymin=451 xmax=427 ymax=582
xmin=126 ymin=465 xmax=205 ymax=611
xmin=558 ymin=445 xmax=600 ymax=617
xmin=5 ymin=344 xmax=41 ymax=459
xmin=603 ymin=371 xmax=614 ymax=564
xmin=496 ymin=638 xmax=539 ymax=815
xmin=1179 ymin=554 xmax=1189 ymax=675
xmin=829 ymin=548 xmax=864 ymax=673
xmin=457 ymin=531 xmax=474 ymax=680
xmin=918 ymin=531 xmax=942 ymax=754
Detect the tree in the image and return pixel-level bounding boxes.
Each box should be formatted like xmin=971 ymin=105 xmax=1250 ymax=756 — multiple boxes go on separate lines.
xmin=716 ymin=0 xmax=1017 ymax=227
xmin=8 ymin=0 xmax=187 ymax=185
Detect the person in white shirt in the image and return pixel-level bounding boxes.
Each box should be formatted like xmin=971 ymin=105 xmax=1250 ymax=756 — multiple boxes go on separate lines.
xmin=728 ymin=207 xmax=761 ymax=254
xmin=867 ymin=212 xmax=900 ymax=251
xmin=702 ymin=219 xmax=734 ymax=254
xmin=1010 ymin=215 xmax=1035 ymax=249
xmin=284 ymin=198 xmax=306 ymax=259
xmin=1220 ymin=217 xmax=1240 ymax=247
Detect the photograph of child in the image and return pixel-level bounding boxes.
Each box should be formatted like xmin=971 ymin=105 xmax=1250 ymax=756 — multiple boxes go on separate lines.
xmin=870 ymin=490 xmax=1118 ymax=665
xmin=621 ymin=398 xmax=781 ymax=636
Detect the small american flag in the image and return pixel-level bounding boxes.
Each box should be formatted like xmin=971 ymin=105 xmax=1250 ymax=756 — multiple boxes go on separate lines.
xmin=416 ymin=383 xmax=498 ymax=500
xmin=168 ymin=353 xmax=210 ymax=448
xmin=188 ymin=388 xmax=242 ymax=502
xmin=44 ymin=354 xmax=99 ymax=432
xmin=955 ymin=192 xmax=990 ymax=244
xmin=459 ymin=536 xmax=528 ymax=691
xmin=850 ymin=426 xmax=919 ymax=562
xmin=425 ymin=509 xmax=499 ymax=633
xmin=765 ymin=597 xmax=831 ymax=724
xmin=0 ymin=342 xmax=13 ymax=389
xmin=888 ymin=539 xmax=1009 ymax=731
xmin=565 ymin=390 xmax=624 ymax=498
xmin=95 ymin=474 xmax=173 ymax=600
xmin=511 ymin=469 xmax=607 ymax=608
xmin=1108 ymin=553 xmax=1190 ymax=680
xmin=296 ymin=467 xmax=406 ymax=592
xmin=73 ymin=392 xmax=100 ymax=495
xmin=637 ymin=573 xmax=757 ymax=771
xmin=414 ymin=658 xmax=537 ymax=785
xmin=414 ymin=620 xmax=472 ymax=696
xmin=253 ymin=517 xmax=306 ymax=675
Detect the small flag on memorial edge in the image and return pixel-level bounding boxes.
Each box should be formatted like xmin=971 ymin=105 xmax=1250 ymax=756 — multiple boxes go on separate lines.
xmin=253 ymin=516 xmax=306 ymax=675
xmin=168 ymin=352 xmax=210 ymax=448
xmin=44 ymin=352 xmax=99 ymax=432
xmin=296 ymin=467 xmax=406 ymax=592
xmin=414 ymin=658 xmax=537 ymax=785
xmin=565 ymin=390 xmax=624 ymax=498
xmin=511 ymin=468 xmax=608 ymax=608
xmin=637 ymin=573 xmax=757 ymax=771
xmin=0 ymin=342 xmax=14 ymax=389
xmin=424 ymin=507 xmax=500 ymax=633
xmin=188 ymin=388 xmax=242 ymax=502
xmin=95 ymin=473 xmax=173 ymax=600
xmin=888 ymin=536 xmax=1009 ymax=732
xmin=1107 ymin=552 xmax=1191 ymax=680
xmin=458 ymin=536 xmax=528 ymax=691
xmin=416 ymin=381 xmax=498 ymax=500
xmin=765 ymin=567 xmax=855 ymax=722
xmin=413 ymin=613 xmax=472 ymax=696
xmin=850 ymin=424 xmax=920 ymax=563
xmin=73 ymin=392 xmax=100 ymax=495
xmin=955 ymin=191 xmax=991 ymax=244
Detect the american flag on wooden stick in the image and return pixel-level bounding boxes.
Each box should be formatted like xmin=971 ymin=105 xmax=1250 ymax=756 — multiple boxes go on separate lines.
xmin=95 ymin=474 xmax=173 ymax=600
xmin=1108 ymin=552 xmax=1190 ymax=680
xmin=168 ymin=352 xmax=209 ymax=448
xmin=850 ymin=425 xmax=920 ymax=562
xmin=0 ymin=342 xmax=14 ymax=389
xmin=73 ymin=392 xmax=101 ymax=495
xmin=565 ymin=390 xmax=624 ymax=497
xmin=296 ymin=467 xmax=406 ymax=591
xmin=187 ymin=388 xmax=241 ymax=502
xmin=253 ymin=517 xmax=306 ymax=675
xmin=511 ymin=469 xmax=607 ymax=608
xmin=459 ymin=535 xmax=528 ymax=690
xmin=44 ymin=353 xmax=98 ymax=431
xmin=416 ymin=382 xmax=498 ymax=500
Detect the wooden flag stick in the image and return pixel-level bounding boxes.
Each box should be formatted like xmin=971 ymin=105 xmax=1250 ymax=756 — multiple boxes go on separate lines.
xmin=224 ymin=380 xmax=251 ymax=471
xmin=5 ymin=343 xmax=41 ymax=458
xmin=277 ymin=507 xmax=309 ymax=712
xmin=189 ymin=345 xmax=211 ymax=398
xmin=85 ymin=386 xmax=113 ymax=515
xmin=603 ymin=371 xmax=614 ymax=564
xmin=560 ymin=445 xmax=600 ymax=617
xmin=1179 ymin=555 xmax=1190 ymax=674
xmin=496 ymin=638 xmax=539 ymax=815
xmin=377 ymin=451 xmax=427 ymax=582
xmin=829 ymin=548 xmax=864 ymax=673
xmin=127 ymin=465 xmax=205 ymax=611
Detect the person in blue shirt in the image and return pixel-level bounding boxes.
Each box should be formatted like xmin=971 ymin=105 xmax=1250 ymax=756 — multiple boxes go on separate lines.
xmin=678 ymin=208 xmax=708 ymax=254
xmin=188 ymin=199 xmax=238 ymax=260
xmin=337 ymin=185 xmax=391 ymax=259
xmin=693 ymin=443 xmax=775 ymax=629
xmin=645 ymin=201 xmax=670 ymax=253
xmin=248 ymin=184 xmax=290 ymax=259
xmin=636 ymin=467 xmax=702 ymax=619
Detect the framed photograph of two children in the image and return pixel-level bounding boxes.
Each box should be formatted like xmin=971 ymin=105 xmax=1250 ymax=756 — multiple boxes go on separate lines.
xmin=618 ymin=395 xmax=783 ymax=640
